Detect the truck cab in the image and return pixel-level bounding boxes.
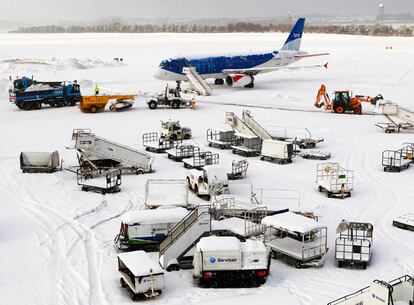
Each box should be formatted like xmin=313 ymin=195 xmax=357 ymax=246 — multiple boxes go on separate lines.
xmin=186 ymin=165 xmax=229 ymax=199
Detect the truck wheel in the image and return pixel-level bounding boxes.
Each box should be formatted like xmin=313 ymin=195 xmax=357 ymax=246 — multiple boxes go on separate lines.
xmin=334 ymin=106 xmax=344 ymax=114
xmin=318 ymin=186 xmax=323 ymax=192
xmin=136 ymin=169 xmax=144 ymax=175
xmin=148 ymin=100 xmax=157 ymax=110
xmin=194 ymin=185 xmax=199 ymax=195
xmin=184 ymin=134 xmax=191 ymax=140
xmin=187 ymin=177 xmax=192 ymax=190
xmin=90 ymin=106 xmax=97 ymax=113
xmin=327 ymin=192 xmax=333 ymax=198
xmin=120 ymin=278 xmax=126 ymax=288
xmin=338 ymin=261 xmax=343 ymax=268
xmin=353 ymin=107 xmax=362 ymax=115
xmin=172 ymin=100 xmax=180 ymax=109
xmin=69 ymin=99 xmax=77 ymax=106
xmin=23 ymin=103 xmax=33 ymax=110
xmin=167 ymin=264 xmax=180 ymax=272
xmin=34 ymin=102 xmax=42 ymax=110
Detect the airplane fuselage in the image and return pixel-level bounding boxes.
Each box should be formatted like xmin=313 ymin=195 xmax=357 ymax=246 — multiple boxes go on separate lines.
xmin=154 ymin=50 xmax=305 ymax=81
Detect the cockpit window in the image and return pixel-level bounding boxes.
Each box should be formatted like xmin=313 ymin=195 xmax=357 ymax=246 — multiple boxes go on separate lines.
xmin=160 ymin=59 xmax=172 ymax=67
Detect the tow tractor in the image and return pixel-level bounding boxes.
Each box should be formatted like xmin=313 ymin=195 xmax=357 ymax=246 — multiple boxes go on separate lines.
xmin=314 ymin=84 xmax=383 ymax=114
xmin=161 ymin=120 xmax=192 ymax=141
xmin=147 ymin=85 xmax=191 ymax=110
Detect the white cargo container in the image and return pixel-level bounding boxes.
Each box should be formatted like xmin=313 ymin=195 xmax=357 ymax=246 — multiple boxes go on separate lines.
xmin=192 ymin=236 xmax=270 ymax=287
xmin=260 ymin=139 xmax=294 ymax=164
xmin=117 ymin=251 xmax=164 ymax=300
xmin=145 ymin=179 xmax=189 ymax=208
xmin=114 ymin=207 xmax=189 ymax=250
xmin=20 ymin=151 xmax=61 ymax=173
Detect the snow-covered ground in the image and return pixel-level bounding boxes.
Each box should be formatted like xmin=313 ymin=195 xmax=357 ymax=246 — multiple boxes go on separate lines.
xmin=0 ymin=32 xmax=413 ymax=305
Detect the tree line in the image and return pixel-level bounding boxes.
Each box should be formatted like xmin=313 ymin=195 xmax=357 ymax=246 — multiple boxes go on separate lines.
xmin=12 ymin=22 xmax=413 ymax=36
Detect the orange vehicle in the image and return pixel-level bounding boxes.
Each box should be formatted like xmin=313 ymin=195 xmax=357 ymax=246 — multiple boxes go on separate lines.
xmin=80 ymin=95 xmax=136 ymax=113
xmin=314 ymin=84 xmax=383 ymax=114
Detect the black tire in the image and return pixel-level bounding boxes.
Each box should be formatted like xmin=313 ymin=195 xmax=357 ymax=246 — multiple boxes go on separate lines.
xmin=294 ymin=261 xmax=302 ymax=269
xmin=172 ymin=100 xmax=180 ymax=109
xmin=318 ymin=186 xmax=323 ymax=192
xmin=136 ymin=169 xmax=144 ymax=175
xmin=362 ymin=262 xmax=367 ymax=270
xmin=167 ymin=264 xmax=180 ymax=272
xmin=23 ymin=102 xmax=32 ymax=110
xmin=194 ymin=185 xmax=199 ymax=196
xmin=214 ymin=78 xmax=224 ymax=85
xmin=338 ymin=260 xmax=343 ymax=268
xmin=148 ymin=100 xmax=157 ymax=110
xmin=184 ymin=134 xmax=191 ymax=140
xmin=327 ymin=192 xmax=333 ymax=198
xmin=69 ymin=99 xmax=77 ymax=106
xmin=187 ymin=177 xmax=192 ymax=190
xmin=34 ymin=102 xmax=42 ymax=110
xmin=120 ymin=278 xmax=126 ymax=288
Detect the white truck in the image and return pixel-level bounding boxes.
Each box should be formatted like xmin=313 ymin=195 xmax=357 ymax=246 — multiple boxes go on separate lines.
xmin=114 ymin=207 xmax=189 ymax=250
xmin=161 ymin=121 xmax=192 ymax=141
xmin=117 ymin=250 xmax=165 ymax=300
xmin=186 ymin=165 xmax=229 ymax=200
xmin=192 ymin=236 xmax=270 ymax=287
xmin=260 ymin=139 xmax=294 ymax=164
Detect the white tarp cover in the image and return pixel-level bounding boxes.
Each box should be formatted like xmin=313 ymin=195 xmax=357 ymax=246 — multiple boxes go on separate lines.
xmin=25 ymin=83 xmax=55 ymax=92
xmin=145 ymin=180 xmax=188 ymax=207
xmin=212 ymin=217 xmax=263 ymax=237
xmin=196 ymin=236 xmax=241 ymax=252
xmin=20 ymin=151 xmax=59 ymax=168
xmin=117 ymin=250 xmax=163 ymax=276
xmin=262 ymin=212 xmax=325 ymax=233
xmin=122 ymin=207 xmax=189 ymax=225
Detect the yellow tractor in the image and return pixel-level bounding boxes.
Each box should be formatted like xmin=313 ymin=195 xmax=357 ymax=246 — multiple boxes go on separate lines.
xmin=80 ymin=95 xmax=136 ymax=113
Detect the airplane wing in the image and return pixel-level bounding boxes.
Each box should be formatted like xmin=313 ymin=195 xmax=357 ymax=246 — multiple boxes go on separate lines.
xmin=223 ymin=62 xmax=328 ymax=76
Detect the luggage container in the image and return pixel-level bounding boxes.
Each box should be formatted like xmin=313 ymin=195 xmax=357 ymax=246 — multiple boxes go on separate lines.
xmin=144 ymin=179 xmax=189 ymax=208
xmin=77 ymin=168 xmax=121 ymax=194
xmin=192 ymin=236 xmax=270 ymax=287
xmin=316 ymin=162 xmax=353 ymax=198
xmin=114 ymin=207 xmax=189 ymax=250
xmin=382 ymin=143 xmax=414 ymax=172
xmin=262 ymin=211 xmax=328 ymax=268
xmin=166 ymin=144 xmax=200 ymax=161
xmin=142 ymin=132 xmax=181 ymax=153
xmin=207 ymin=128 xmax=240 ymax=149
xmin=260 ymin=139 xmax=294 ymax=164
xmin=20 ymin=151 xmax=61 ymax=173
xmin=335 ymin=221 xmax=373 ymax=269
xmin=117 ymin=251 xmax=164 ymax=300
xmin=183 ymin=151 xmax=219 ymax=169
xmin=231 ymin=135 xmax=262 ymax=157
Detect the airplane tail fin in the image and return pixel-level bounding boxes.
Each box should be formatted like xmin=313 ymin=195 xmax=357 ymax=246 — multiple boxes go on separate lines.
xmin=281 ymin=18 xmax=305 ymax=51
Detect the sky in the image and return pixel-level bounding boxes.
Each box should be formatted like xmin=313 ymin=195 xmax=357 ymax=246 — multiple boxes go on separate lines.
xmin=0 ymin=0 xmax=413 ymax=24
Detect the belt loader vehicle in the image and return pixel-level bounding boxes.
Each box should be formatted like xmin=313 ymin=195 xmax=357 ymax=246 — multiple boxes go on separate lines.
xmin=114 ymin=207 xmax=189 ymax=250
xmin=327 ymin=275 xmax=414 ymax=305
xmin=192 ymin=236 xmax=270 ymax=287
xmin=117 ymin=251 xmax=164 ymax=300
xmin=316 ymin=162 xmax=353 ymax=198
xmin=314 ymin=84 xmax=383 ymax=114
xmin=335 ymin=221 xmax=373 ymax=269
xmin=186 ymin=165 xmax=229 ymax=200
xmin=262 ymin=211 xmax=328 ymax=268
xmin=9 ymin=76 xmax=80 ymax=110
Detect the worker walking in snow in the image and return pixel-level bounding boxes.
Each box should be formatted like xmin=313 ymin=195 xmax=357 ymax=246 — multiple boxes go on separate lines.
xmin=94 ymin=84 xmax=100 ymax=95
xmin=191 ymin=98 xmax=196 ymax=110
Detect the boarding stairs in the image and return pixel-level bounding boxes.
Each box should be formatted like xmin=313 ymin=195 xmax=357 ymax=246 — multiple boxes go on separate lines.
xmin=241 ymin=110 xmax=273 ymax=140
xmin=159 ymin=205 xmax=212 ymax=270
xmin=71 ymin=129 xmax=153 ymax=172
xmin=183 ymin=67 xmax=212 ymax=96
xmin=225 ymin=112 xmax=258 ymax=138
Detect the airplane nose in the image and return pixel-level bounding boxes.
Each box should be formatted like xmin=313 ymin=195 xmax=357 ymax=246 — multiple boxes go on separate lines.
xmin=153 ymin=68 xmax=165 ymax=80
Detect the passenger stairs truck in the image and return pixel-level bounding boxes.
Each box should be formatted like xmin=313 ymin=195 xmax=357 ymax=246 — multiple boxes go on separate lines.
xmin=69 ymin=129 xmax=153 ymax=174
xmin=327 ymin=275 xmax=413 ymax=305
xmin=9 ymin=76 xmax=81 ymax=110
xmin=183 ymin=67 xmax=212 ymax=96
xmin=159 ymin=205 xmax=213 ymax=271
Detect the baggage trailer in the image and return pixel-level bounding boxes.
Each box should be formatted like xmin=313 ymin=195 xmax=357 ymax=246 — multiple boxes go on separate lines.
xmin=393 ymin=213 xmax=414 ymax=232
xmin=231 ymin=135 xmax=262 ymax=157
xmin=142 ymin=132 xmax=181 ymax=153
xmin=80 ymin=95 xmax=136 ymax=113
xmin=70 ymin=129 xmax=153 ymax=174
xmin=144 ymin=179 xmax=189 ymax=208
xmin=382 ymin=143 xmax=414 ymax=172
xmin=316 ymin=162 xmax=354 ymax=198
xmin=262 ymin=211 xmax=328 ymax=268
xmin=9 ymin=76 xmax=80 ymax=110
xmin=228 ymin=160 xmax=249 ymax=180
xmin=117 ymin=251 xmax=165 ymax=300
xmin=335 ymin=221 xmax=373 ymax=269
xmin=327 ymin=275 xmax=414 ymax=305
xmin=207 ymin=128 xmax=240 ymax=149
xmin=166 ymin=144 xmax=200 ymax=161
xmin=260 ymin=139 xmax=294 ymax=164
xmin=192 ymin=236 xmax=270 ymax=288
xmin=114 ymin=207 xmax=189 ymax=250
xmin=183 ymin=151 xmax=219 ymax=169
xmin=267 ymin=126 xmax=324 ymax=149
xmin=77 ymin=168 xmax=121 ymax=194
xmin=301 ymin=150 xmax=331 ymax=160
xmin=20 ymin=151 xmax=61 ymax=173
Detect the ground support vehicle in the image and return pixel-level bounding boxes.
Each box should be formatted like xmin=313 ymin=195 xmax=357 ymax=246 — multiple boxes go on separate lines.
xmin=186 ymin=165 xmax=229 ymax=200
xmin=117 ymin=251 xmax=164 ymax=300
xmin=80 ymin=95 xmax=135 ymax=113
xmin=77 ymin=168 xmax=121 ymax=194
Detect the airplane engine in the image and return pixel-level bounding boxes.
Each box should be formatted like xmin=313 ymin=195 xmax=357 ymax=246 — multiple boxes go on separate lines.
xmin=225 ymin=74 xmax=254 ymax=88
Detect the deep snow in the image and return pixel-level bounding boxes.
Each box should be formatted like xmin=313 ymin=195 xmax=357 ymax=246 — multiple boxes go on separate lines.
xmin=0 ymin=32 xmax=413 ymax=305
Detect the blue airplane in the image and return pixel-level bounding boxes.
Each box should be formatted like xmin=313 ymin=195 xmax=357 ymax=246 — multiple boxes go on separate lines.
xmin=154 ymin=18 xmax=328 ymax=88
